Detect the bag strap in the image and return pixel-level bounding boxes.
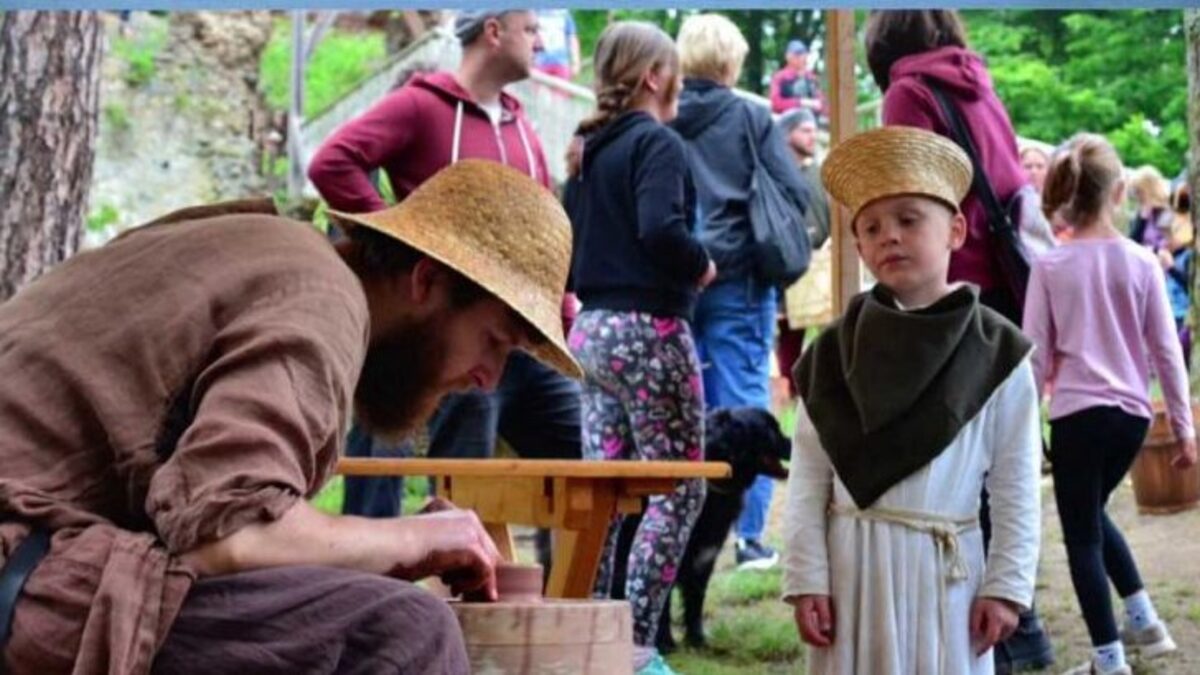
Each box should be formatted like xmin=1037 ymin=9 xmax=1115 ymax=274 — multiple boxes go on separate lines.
xmin=741 ymin=103 xmax=762 ymax=168
xmin=0 ymin=527 xmax=50 ymax=669
xmin=927 ymin=83 xmax=1013 ymax=235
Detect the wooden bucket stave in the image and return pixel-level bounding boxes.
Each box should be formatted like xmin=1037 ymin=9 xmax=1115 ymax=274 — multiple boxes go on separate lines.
xmin=450 ymin=599 xmax=633 ymax=675
xmin=1129 ymin=401 xmax=1200 ymax=515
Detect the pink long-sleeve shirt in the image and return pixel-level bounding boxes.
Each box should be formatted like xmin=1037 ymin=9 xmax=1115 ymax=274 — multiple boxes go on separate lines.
xmin=1023 ymin=237 xmax=1194 ymax=440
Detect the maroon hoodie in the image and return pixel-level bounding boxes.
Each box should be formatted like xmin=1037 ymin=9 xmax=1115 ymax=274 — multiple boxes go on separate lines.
xmin=308 ymin=71 xmax=551 ymax=213
xmin=883 ymin=46 xmax=1027 ymax=292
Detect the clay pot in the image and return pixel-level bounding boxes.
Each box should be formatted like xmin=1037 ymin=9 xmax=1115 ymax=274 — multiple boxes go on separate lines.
xmin=1129 ymin=401 xmax=1200 ymax=515
xmin=462 ymin=563 xmax=543 ymax=603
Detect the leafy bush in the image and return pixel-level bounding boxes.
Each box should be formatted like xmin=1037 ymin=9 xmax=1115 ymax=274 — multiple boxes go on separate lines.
xmin=259 ymin=21 xmax=387 ymax=118
xmin=111 ymin=20 xmax=168 ymax=88
xmin=86 ymin=203 xmax=120 ymax=232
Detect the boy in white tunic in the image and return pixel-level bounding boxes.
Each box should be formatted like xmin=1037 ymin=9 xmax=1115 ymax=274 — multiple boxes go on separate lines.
xmin=781 ymin=127 xmax=1042 ymax=675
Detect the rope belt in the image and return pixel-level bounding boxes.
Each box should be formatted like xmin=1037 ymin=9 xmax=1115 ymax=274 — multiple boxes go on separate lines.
xmin=829 ymin=504 xmax=978 ymax=675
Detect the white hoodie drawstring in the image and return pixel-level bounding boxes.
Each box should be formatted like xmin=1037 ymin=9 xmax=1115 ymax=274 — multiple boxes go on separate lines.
xmin=450 ymin=100 xmax=537 ymax=182
xmin=451 ymin=101 xmax=464 ymax=165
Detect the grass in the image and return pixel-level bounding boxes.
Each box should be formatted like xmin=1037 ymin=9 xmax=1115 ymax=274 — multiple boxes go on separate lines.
xmin=259 ymin=20 xmax=388 ymax=118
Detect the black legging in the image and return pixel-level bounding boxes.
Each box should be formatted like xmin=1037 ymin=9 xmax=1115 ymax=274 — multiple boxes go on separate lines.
xmin=1050 ymin=406 xmax=1150 ymax=646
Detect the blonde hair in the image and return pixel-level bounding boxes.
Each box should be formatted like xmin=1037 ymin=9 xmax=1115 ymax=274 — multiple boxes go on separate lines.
xmin=1042 ymin=133 xmax=1123 ymax=226
xmin=1129 ymin=165 xmax=1170 ymax=209
xmin=677 ymin=13 xmax=749 ymax=85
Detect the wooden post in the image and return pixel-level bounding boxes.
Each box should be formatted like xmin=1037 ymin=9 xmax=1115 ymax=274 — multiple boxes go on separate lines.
xmin=825 ymin=10 xmax=860 ymax=314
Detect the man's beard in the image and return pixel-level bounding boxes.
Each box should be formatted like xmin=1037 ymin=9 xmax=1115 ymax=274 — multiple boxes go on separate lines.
xmin=353 ymin=313 xmax=455 ymax=442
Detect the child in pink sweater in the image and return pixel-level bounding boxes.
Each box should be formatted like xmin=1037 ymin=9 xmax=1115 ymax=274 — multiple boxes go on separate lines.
xmin=1023 ymin=133 xmax=1198 ymax=675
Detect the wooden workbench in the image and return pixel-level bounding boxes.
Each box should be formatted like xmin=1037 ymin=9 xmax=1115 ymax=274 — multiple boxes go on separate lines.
xmin=335 ymin=458 xmax=730 ymax=598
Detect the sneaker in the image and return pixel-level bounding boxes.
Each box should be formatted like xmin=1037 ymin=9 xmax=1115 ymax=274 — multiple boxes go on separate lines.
xmin=635 ymin=651 xmax=679 ymax=675
xmin=1119 ymin=620 xmax=1178 ymax=659
xmin=1061 ymin=660 xmax=1131 ymax=675
xmin=735 ymin=538 xmax=779 ymax=570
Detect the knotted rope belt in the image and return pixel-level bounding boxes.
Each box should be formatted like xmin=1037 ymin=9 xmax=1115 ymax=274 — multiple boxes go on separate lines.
xmin=829 ymin=504 xmax=978 ymax=675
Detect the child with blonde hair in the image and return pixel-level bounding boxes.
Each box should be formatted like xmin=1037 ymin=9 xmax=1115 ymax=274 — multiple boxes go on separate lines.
xmin=562 ymin=21 xmax=714 ymax=675
xmin=782 ymin=126 xmax=1042 ymax=674
xmin=1025 ymin=134 xmax=1196 ymax=675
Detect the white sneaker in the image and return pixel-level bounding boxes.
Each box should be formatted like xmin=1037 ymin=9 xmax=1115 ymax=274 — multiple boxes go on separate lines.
xmin=1119 ymin=620 xmax=1178 ymax=659
xmin=1060 ymin=660 xmax=1131 ymax=675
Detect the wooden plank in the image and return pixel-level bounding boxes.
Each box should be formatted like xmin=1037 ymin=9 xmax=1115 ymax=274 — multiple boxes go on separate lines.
xmin=336 ymin=458 xmax=731 ymax=480
xmin=825 ymin=9 xmax=861 ymax=314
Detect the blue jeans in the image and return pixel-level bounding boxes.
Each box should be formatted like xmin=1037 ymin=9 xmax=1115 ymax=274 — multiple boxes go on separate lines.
xmin=693 ymin=276 xmax=777 ymax=541
xmin=342 ymin=351 xmax=582 ymax=517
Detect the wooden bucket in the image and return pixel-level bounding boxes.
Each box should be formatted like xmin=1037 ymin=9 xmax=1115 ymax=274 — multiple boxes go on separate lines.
xmin=1129 ymin=401 xmax=1200 ymax=515
xmin=450 ymin=599 xmax=633 ymax=674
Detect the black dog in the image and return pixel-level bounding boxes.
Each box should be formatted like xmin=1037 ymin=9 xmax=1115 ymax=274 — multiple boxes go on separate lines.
xmin=609 ymin=406 xmax=791 ymax=653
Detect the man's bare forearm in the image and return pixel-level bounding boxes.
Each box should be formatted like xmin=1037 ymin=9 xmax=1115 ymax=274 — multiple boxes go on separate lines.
xmin=180 ymin=500 xmax=412 ymax=577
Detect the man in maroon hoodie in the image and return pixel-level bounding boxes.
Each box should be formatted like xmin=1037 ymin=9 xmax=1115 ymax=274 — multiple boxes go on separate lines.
xmin=308 ymin=11 xmax=582 ymax=528
xmin=865 ymin=11 xmax=1054 ymax=674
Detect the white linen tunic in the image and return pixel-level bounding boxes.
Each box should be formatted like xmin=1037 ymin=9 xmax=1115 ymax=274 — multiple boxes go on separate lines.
xmin=782 ymin=359 xmax=1042 ymax=675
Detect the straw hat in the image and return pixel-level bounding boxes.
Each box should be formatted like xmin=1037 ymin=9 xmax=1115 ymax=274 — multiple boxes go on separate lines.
xmin=329 ymin=160 xmax=582 ymax=380
xmin=821 ymin=126 xmax=972 ymax=226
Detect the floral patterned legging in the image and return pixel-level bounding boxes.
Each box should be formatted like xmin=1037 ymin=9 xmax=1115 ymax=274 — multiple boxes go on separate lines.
xmin=568 ymin=309 xmax=707 ymax=647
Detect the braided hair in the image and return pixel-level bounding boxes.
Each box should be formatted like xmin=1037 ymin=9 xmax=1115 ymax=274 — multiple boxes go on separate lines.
xmin=566 ymin=22 xmax=679 ymax=176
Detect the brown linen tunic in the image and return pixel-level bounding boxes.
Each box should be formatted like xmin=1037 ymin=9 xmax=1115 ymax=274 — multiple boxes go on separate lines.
xmin=0 ymin=204 xmax=369 ymax=674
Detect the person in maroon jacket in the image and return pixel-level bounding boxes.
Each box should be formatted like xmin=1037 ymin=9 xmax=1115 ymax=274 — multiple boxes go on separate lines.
xmin=865 ymin=11 xmax=1055 ymax=674
xmin=868 ymin=9 xmax=1031 ymax=323
xmin=308 ymin=11 xmax=583 ymax=538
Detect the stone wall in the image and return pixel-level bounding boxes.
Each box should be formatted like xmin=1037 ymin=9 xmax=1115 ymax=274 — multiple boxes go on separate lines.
xmin=87 ymin=12 xmax=275 ymax=247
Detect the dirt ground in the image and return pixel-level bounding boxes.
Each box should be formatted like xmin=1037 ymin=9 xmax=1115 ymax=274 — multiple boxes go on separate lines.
xmin=1033 ymin=476 xmax=1200 ymax=674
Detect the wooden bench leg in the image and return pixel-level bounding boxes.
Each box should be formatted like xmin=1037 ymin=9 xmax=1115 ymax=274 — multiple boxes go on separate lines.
xmin=545 ymin=524 xmax=610 ymax=598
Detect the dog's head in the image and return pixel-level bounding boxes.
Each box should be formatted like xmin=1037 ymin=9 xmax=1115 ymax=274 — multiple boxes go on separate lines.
xmin=705 ymin=407 xmax=790 ymax=491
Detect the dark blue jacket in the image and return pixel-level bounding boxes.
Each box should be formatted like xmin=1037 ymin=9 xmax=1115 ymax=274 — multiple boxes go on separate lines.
xmin=671 ymin=78 xmax=815 ymax=281
xmin=564 ymin=111 xmax=710 ymax=320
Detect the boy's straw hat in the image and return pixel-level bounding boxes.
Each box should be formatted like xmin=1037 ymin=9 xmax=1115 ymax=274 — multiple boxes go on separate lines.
xmin=821 ymin=126 xmax=972 ymax=225
xmin=329 ymin=160 xmax=582 ymax=380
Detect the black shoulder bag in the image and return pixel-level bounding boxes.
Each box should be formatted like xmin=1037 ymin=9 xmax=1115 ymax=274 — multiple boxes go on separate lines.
xmin=742 ymin=106 xmax=811 ymax=287
xmin=929 ymin=84 xmax=1032 ymax=322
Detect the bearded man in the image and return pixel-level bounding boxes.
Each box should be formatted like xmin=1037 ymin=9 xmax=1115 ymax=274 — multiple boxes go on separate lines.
xmin=0 ymin=160 xmax=579 ymax=674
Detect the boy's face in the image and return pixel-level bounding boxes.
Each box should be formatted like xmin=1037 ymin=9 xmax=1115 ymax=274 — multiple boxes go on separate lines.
xmin=854 ymin=195 xmax=966 ymax=303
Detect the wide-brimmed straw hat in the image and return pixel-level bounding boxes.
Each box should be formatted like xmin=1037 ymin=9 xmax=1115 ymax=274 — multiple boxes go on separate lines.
xmin=329 ymin=160 xmax=582 ymax=380
xmin=821 ymin=126 xmax=972 ymax=226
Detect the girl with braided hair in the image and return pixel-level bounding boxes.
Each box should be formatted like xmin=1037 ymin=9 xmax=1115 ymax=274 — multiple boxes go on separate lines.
xmin=562 ymin=20 xmax=715 ymax=675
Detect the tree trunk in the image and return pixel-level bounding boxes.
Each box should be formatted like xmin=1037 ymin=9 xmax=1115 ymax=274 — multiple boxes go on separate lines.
xmin=0 ymin=11 xmax=102 ymax=301
xmin=1186 ymin=9 xmax=1200 ymax=382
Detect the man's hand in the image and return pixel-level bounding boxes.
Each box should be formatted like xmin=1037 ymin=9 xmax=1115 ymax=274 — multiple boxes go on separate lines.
xmin=1173 ymin=435 xmax=1198 ymax=469
xmin=792 ymin=595 xmax=835 ymax=647
xmin=970 ymin=597 xmax=1019 ymax=656
xmin=389 ymin=507 xmax=503 ymax=600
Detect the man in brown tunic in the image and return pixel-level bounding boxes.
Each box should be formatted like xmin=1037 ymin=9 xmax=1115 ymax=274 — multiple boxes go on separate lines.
xmin=0 ymin=160 xmax=580 ymax=674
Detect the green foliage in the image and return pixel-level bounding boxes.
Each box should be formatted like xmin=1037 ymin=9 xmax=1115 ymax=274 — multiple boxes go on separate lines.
xmin=573 ymin=10 xmax=826 ymax=96
xmin=86 ymin=204 xmax=120 ymax=232
xmin=111 ymin=19 xmax=167 ymax=88
xmin=103 ymin=102 xmax=131 ymax=133
xmin=963 ymin=9 xmax=1188 ymax=176
xmin=259 ymin=20 xmax=387 ymax=118
xmin=309 ymin=473 xmax=430 ymax=515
